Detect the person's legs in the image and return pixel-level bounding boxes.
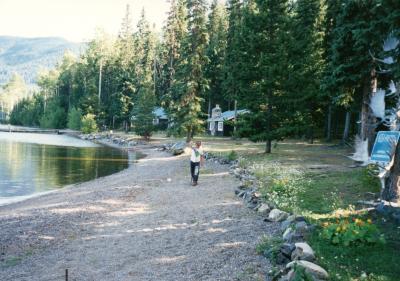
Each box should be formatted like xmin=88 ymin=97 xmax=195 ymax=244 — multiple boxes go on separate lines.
xmin=193 ymin=162 xmax=200 ymax=184
xmin=190 ymin=161 xmax=196 ymax=183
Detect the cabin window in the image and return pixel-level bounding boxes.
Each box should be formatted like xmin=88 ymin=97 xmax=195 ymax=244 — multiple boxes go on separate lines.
xmin=217 ymin=122 xmax=223 ymax=131
xmin=209 ymin=122 xmax=215 ymax=131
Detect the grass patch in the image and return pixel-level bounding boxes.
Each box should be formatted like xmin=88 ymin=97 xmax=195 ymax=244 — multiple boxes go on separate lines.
xmin=255 ymin=235 xmax=283 ymax=263
xmin=297 ymin=169 xmax=381 ymax=215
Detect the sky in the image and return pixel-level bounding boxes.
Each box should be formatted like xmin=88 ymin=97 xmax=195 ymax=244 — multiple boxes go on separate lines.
xmin=0 ymin=0 xmax=172 ymax=42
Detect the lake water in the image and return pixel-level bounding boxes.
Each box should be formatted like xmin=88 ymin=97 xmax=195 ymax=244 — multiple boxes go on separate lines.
xmin=0 ymin=132 xmax=131 ymax=205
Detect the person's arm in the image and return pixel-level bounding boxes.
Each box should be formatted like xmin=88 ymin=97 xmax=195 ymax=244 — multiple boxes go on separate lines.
xmin=200 ymin=148 xmax=205 ymax=166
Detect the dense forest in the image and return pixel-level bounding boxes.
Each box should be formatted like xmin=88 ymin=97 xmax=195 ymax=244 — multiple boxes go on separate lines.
xmin=4 ymin=0 xmax=400 ymax=151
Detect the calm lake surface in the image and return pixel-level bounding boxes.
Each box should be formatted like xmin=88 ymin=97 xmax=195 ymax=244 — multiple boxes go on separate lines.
xmin=0 ymin=132 xmax=131 ymax=205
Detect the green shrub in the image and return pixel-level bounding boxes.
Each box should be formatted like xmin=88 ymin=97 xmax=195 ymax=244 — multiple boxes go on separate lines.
xmin=321 ymin=218 xmax=385 ymax=246
xmin=67 ymin=107 xmax=82 ymax=130
xmin=40 ymin=105 xmax=67 ymax=129
xmin=227 ymin=150 xmax=238 ymax=161
xmin=256 ymin=236 xmax=283 ymax=263
xmin=292 ymin=265 xmax=315 ymax=281
xmin=81 ymin=113 xmax=98 ymax=134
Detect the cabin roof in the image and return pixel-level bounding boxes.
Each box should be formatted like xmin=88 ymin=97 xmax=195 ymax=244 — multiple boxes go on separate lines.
xmin=153 ymin=107 xmax=168 ymax=119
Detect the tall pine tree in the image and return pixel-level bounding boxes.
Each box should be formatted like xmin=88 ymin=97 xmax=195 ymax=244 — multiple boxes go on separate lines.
xmin=238 ymin=0 xmax=291 ymax=153
xmin=169 ymin=0 xmax=209 ymax=142
xmin=131 ymin=9 xmax=157 ymax=138
xmin=205 ymin=0 xmax=228 ymax=115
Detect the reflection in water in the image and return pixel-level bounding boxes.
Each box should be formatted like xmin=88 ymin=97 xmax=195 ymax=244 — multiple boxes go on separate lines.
xmin=0 ymin=133 xmax=131 ymax=202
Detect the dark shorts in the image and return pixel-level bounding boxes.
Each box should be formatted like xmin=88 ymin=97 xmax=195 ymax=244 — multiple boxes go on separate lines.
xmin=190 ymin=161 xmax=200 ymax=182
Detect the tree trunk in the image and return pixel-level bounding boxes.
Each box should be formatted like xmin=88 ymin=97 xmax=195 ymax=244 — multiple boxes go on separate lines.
xmin=208 ymin=98 xmax=211 ymax=118
xmin=326 ymin=105 xmax=332 ymax=142
xmin=361 ymin=69 xmax=377 ymax=155
xmin=186 ymin=128 xmax=192 ymax=143
xmin=360 ymin=80 xmax=370 ymax=141
xmin=383 ymin=141 xmax=400 ymax=202
xmin=265 ymin=95 xmax=272 ymax=153
xmin=308 ymin=126 xmax=314 ymax=144
xmin=265 ymin=140 xmax=271 ymax=154
xmin=342 ymin=111 xmax=351 ymax=144
xmin=233 ymin=99 xmax=238 ymax=139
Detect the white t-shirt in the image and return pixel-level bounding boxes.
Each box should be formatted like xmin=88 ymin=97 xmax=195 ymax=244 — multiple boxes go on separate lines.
xmin=190 ymin=146 xmax=203 ymax=163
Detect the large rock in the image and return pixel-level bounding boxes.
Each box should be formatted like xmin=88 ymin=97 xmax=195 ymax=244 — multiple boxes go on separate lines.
xmin=257 ymin=203 xmax=271 ymax=215
xmin=276 ymin=252 xmax=291 ymax=265
xmin=281 ymin=215 xmax=296 ymax=232
xmin=286 ymin=260 xmax=329 ymax=280
xmin=283 ymin=228 xmax=295 ymax=242
xmin=171 ymin=141 xmax=187 ymax=155
xmin=291 ymin=242 xmax=315 ymax=262
xmin=282 ymin=227 xmax=304 ymax=243
xmin=294 ymin=221 xmax=310 ymax=236
xmin=280 ymin=243 xmax=295 ymax=258
xmin=268 ymin=209 xmax=289 ymax=222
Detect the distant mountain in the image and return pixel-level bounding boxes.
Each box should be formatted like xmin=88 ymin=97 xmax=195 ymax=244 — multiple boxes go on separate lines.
xmin=0 ymin=36 xmax=83 ymax=86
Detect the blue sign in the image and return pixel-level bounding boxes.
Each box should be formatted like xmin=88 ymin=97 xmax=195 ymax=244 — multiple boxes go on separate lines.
xmin=371 ymin=131 xmax=400 ymax=163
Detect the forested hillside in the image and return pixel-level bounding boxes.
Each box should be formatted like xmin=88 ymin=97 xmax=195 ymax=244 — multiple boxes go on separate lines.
xmin=0 ymin=36 xmax=82 ymax=85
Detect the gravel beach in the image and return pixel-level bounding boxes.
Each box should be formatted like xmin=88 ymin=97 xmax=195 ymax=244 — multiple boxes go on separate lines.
xmin=0 ymin=145 xmax=279 ymax=281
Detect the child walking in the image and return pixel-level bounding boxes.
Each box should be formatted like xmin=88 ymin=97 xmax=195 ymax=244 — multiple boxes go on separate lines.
xmin=190 ymin=141 xmax=204 ymax=186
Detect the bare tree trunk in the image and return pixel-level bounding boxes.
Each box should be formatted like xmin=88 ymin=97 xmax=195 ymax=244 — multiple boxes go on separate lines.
xmin=208 ymin=98 xmax=211 ymax=118
xmin=326 ymin=105 xmax=332 ymax=142
xmin=308 ymin=126 xmax=314 ymax=144
xmin=233 ymin=99 xmax=238 ymax=138
xmin=265 ymin=96 xmax=272 ymax=154
xmin=360 ymin=80 xmax=370 ymax=141
xmin=383 ymin=141 xmax=400 ymax=202
xmin=342 ymin=111 xmax=351 ymax=143
xmin=361 ymin=70 xmax=378 ymax=155
xmin=265 ymin=140 xmax=271 ymax=154
xmin=186 ymin=128 xmax=192 ymax=143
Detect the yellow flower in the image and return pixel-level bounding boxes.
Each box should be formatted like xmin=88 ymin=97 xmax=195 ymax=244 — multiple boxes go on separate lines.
xmin=354 ymin=218 xmax=364 ymax=226
xmin=367 ymin=219 xmax=372 ymax=224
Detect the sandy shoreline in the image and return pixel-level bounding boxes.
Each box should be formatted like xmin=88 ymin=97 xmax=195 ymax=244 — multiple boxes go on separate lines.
xmin=0 ymin=144 xmax=278 ymax=281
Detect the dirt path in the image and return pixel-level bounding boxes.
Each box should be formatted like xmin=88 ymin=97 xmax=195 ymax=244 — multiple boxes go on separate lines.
xmin=0 ymin=147 xmax=278 ymax=281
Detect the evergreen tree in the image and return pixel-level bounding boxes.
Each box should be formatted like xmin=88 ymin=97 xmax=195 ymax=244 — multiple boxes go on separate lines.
xmin=9 ymin=94 xmax=44 ymax=126
xmin=205 ymin=0 xmax=228 ymax=114
xmin=160 ymin=0 xmax=188 ymax=110
xmin=238 ymin=0 xmax=291 ymax=153
xmin=169 ymin=0 xmax=209 ymax=142
xmin=67 ymin=107 xmax=82 ymax=130
xmin=222 ymin=0 xmax=242 ymax=111
xmin=326 ymin=0 xmax=383 ymax=150
xmin=287 ymin=0 xmax=325 ymax=143
xmin=132 ymin=86 xmax=156 ymax=139
xmin=131 ymin=9 xmax=157 ymax=138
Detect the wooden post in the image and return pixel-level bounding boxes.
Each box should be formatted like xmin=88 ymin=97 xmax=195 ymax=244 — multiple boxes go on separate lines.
xmin=326 ymin=105 xmax=332 ymax=142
